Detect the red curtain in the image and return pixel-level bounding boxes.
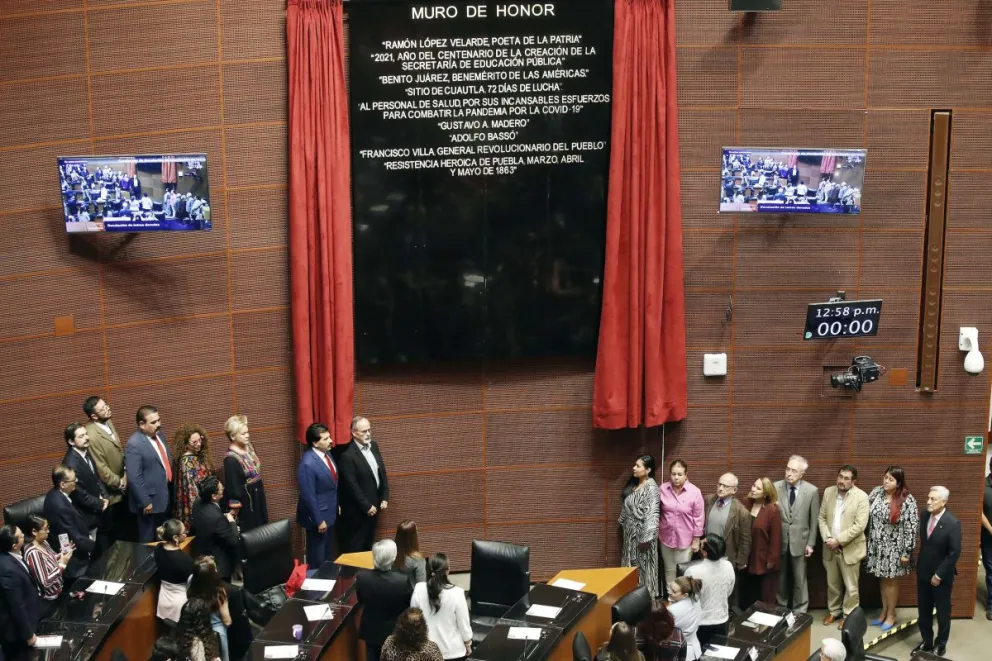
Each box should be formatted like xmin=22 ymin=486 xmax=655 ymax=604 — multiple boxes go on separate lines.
xmin=820 ymin=153 xmax=837 ymax=174
xmin=592 ymin=0 xmax=687 ymax=429
xmin=287 ymin=0 xmax=355 ymax=444
xmin=161 ymin=160 xmax=177 ymax=184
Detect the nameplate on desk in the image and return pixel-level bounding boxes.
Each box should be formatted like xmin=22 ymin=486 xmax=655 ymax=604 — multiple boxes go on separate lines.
xmin=746 ymin=611 xmax=783 ymax=627
xmin=785 ymin=612 xmax=796 ymax=628
xmin=703 ymin=644 xmax=741 ymax=660
xmin=748 ymin=647 xmax=759 ymax=661
xmin=300 ymin=578 xmax=336 ymax=592
xmin=263 ymin=645 xmax=299 ymax=659
xmin=549 ymin=578 xmax=586 ymax=591
xmin=507 ymin=627 xmax=542 ymax=641
xmin=303 ymin=604 xmax=334 ymax=622
xmin=34 ymin=635 xmax=64 ymax=648
xmin=86 ymin=580 xmax=124 ymax=595
xmin=525 ymin=604 xmax=562 ymax=619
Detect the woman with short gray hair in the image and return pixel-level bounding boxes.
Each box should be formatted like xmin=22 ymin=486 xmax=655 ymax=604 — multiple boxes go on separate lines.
xmin=819 ymin=637 xmax=846 ymax=661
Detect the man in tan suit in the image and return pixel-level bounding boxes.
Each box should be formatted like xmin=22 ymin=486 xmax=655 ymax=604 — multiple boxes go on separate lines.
xmin=83 ymin=396 xmax=129 ymax=541
xmin=705 ymin=473 xmax=751 ymax=609
xmin=818 ymin=464 xmax=869 ymax=628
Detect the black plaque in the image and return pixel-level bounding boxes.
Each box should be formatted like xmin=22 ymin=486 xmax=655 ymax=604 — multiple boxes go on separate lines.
xmin=349 ymin=0 xmax=613 ymax=364
xmin=803 ymin=299 xmax=882 ymax=340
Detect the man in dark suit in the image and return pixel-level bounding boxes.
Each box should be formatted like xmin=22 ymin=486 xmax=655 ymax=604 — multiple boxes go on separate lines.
xmin=337 ymin=416 xmax=389 ymax=553
xmin=191 ymin=476 xmax=241 ymax=581
xmin=43 ymin=465 xmax=95 ymax=583
xmin=84 ymin=396 xmax=131 ymax=542
xmin=0 ymin=526 xmax=41 ymax=661
xmin=297 ymin=422 xmax=339 ymax=568
xmin=356 ymin=539 xmax=413 ymax=661
xmin=914 ymin=486 xmax=961 ymax=657
xmin=124 ymin=405 xmax=173 ymax=542
xmin=62 ymin=423 xmax=109 ymax=553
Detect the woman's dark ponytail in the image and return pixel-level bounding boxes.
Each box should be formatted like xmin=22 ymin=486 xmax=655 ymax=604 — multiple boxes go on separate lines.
xmin=426 ymin=553 xmax=452 ymax=614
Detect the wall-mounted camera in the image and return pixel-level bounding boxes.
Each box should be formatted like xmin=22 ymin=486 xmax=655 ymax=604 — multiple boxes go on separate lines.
xmin=830 ymin=356 xmax=883 ymax=392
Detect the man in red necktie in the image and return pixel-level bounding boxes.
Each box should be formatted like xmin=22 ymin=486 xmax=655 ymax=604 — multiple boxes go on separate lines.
xmin=124 ymin=405 xmax=173 ymax=543
xmin=914 ymin=486 xmax=961 ymax=657
xmin=297 ymin=422 xmax=339 ymax=567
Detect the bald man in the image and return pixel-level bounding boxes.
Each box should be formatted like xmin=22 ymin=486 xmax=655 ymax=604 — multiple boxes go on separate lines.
xmin=705 ymin=472 xmax=751 ymax=608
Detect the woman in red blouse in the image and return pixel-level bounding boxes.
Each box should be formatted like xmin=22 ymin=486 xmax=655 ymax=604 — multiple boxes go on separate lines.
xmin=740 ymin=477 xmax=783 ymax=610
xmin=172 ymin=424 xmax=215 ymax=529
xmin=22 ymin=515 xmax=73 ymax=618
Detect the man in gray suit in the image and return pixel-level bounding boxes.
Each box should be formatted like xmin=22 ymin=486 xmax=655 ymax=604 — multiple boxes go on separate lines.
xmin=774 ymin=454 xmax=820 ymax=613
xmin=124 ymin=405 xmax=173 ymax=542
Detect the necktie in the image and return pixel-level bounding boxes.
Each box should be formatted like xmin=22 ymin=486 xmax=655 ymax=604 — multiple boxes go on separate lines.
xmin=928 ymin=516 xmax=937 ymax=538
xmin=789 ymin=486 xmax=796 ymax=507
xmin=323 ymin=454 xmax=337 ymax=482
xmin=153 ymin=437 xmax=173 ymax=482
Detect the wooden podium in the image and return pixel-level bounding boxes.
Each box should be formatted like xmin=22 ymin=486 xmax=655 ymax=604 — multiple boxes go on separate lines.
xmin=544 ymin=567 xmax=639 ymax=661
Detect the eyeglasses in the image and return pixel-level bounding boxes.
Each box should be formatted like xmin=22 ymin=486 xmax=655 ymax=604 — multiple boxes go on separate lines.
xmin=355 ymin=429 xmax=371 ymax=435
xmin=718 ymin=483 xmax=736 ymax=489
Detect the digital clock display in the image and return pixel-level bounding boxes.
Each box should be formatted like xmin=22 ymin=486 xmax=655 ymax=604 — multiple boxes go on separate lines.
xmin=803 ymin=299 xmax=882 ymax=340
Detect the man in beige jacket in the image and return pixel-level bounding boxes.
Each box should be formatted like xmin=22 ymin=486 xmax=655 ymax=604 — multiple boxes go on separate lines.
xmin=818 ymin=464 xmax=869 ymax=628
xmin=83 ymin=396 xmax=129 ymax=540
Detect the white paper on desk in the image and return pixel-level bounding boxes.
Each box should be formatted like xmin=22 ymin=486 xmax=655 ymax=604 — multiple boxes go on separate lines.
xmin=34 ymin=635 xmax=63 ymax=648
xmin=303 ymin=604 xmax=334 ymax=621
xmin=550 ymin=578 xmax=586 ymax=591
xmin=704 ymin=644 xmax=741 ymax=660
xmin=86 ymin=580 xmax=124 ymax=595
xmin=507 ymin=627 xmax=542 ymax=641
xmin=300 ymin=578 xmax=336 ymax=592
xmin=525 ymin=604 xmax=562 ymax=619
xmin=746 ymin=611 xmax=783 ymax=627
xmin=263 ymin=645 xmax=299 ymax=659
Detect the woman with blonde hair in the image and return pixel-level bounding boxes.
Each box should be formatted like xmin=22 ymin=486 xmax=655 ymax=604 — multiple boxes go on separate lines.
xmin=394 ymin=520 xmax=427 ymax=585
xmin=741 ymin=477 xmax=783 ymax=609
xmin=222 ymin=414 xmax=268 ymax=531
xmin=667 ymin=577 xmax=702 ymax=661
xmin=172 ymin=423 xmax=214 ymax=528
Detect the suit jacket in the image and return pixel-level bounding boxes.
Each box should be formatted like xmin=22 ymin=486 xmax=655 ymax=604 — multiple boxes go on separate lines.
xmin=124 ymin=430 xmax=171 ymax=514
xmin=703 ymin=495 xmax=751 ymax=567
xmin=0 ymin=553 xmax=41 ymax=643
xmin=742 ymin=499 xmax=782 ymax=575
xmin=918 ymin=509 xmax=961 ymax=582
xmin=191 ymin=500 xmax=241 ymax=580
xmin=85 ymin=419 xmax=125 ymax=505
xmin=356 ymin=568 xmax=413 ymax=646
xmin=296 ymin=450 xmax=338 ymax=530
xmin=338 ymin=441 xmax=389 ymax=520
xmin=817 ymin=486 xmax=869 ymax=565
xmin=43 ymin=487 xmax=95 ymax=580
xmin=62 ymin=448 xmax=108 ymax=525
xmin=774 ymin=479 xmax=820 ymax=557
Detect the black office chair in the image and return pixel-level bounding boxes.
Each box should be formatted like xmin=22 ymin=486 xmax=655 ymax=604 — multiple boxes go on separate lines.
xmin=612 ymin=585 xmax=652 ymax=626
xmin=572 ymin=630 xmax=592 ymax=661
xmin=469 ymin=540 xmax=530 ymax=644
xmin=3 ymin=495 xmax=45 ymax=530
xmin=240 ymin=519 xmax=294 ymax=594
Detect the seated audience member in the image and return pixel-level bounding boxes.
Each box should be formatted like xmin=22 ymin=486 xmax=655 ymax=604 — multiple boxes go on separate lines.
xmin=191 ymin=476 xmax=241 ymax=581
xmin=381 ymin=608 xmax=444 ymax=661
xmin=0 ymin=525 xmax=41 ymax=661
xmin=819 ymin=638 xmax=847 ymax=661
xmin=410 ymin=553 xmax=472 ymax=660
xmin=22 ymin=516 xmax=73 ymax=619
xmin=150 ymin=636 xmax=181 ymax=661
xmin=596 ymin=622 xmax=644 ymax=661
xmin=667 ymin=577 xmax=702 ymax=661
xmin=177 ymin=598 xmax=222 ymax=661
xmin=357 ymin=539 xmax=416 ymax=661
xmin=684 ymin=534 xmax=735 ymax=650
xmin=155 ymin=519 xmax=193 ymax=623
xmin=187 ymin=558 xmax=232 ymax=661
xmin=44 ymin=464 xmax=96 ymax=582
xmin=395 ymin=519 xmax=427 ymax=585
xmin=638 ymin=604 xmax=684 ymax=661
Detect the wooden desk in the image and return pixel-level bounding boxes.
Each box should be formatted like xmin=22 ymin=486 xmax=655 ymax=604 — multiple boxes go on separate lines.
xmin=726 ymin=604 xmax=813 ymax=661
xmin=545 ymin=567 xmax=638 ymax=661
xmin=335 ymin=550 xmax=374 ymax=569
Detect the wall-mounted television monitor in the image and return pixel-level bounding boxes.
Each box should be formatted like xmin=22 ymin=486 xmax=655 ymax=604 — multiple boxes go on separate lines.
xmin=58 ymin=154 xmax=211 ymax=232
xmin=720 ymin=147 xmax=866 ymax=214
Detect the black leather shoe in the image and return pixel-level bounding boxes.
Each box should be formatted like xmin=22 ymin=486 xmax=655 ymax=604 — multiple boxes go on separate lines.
xmin=913 ymin=642 xmax=933 ymax=653
xmin=935 ymin=644 xmax=946 ymax=656
xmin=986 ymin=608 xmax=992 ymax=621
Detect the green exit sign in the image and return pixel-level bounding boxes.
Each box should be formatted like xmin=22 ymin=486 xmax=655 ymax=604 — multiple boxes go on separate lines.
xmin=965 ymin=435 xmax=985 ymax=455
